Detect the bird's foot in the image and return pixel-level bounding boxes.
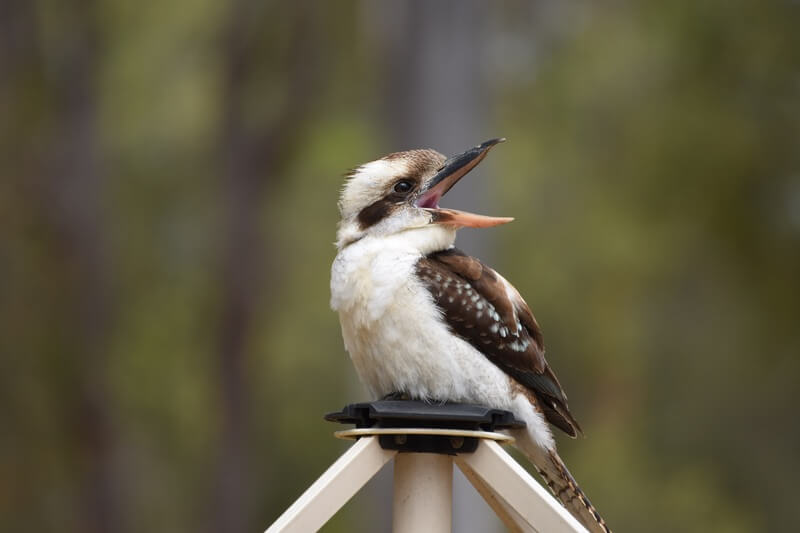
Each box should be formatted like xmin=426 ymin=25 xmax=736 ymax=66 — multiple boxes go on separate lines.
xmin=381 ymin=391 xmax=410 ymax=401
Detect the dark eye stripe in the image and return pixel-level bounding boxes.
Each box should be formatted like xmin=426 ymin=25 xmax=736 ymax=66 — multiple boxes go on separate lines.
xmin=357 ymin=197 xmax=395 ymax=229
xmin=356 ymin=169 xmax=425 ymax=229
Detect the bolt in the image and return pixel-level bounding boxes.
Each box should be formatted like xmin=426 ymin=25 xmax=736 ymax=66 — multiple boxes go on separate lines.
xmin=450 ymin=437 xmax=464 ymax=449
xmin=394 ymin=434 xmax=407 ymax=445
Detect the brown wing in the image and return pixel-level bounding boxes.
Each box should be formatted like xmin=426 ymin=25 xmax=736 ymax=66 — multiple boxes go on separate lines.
xmin=416 ymin=248 xmax=582 ymax=437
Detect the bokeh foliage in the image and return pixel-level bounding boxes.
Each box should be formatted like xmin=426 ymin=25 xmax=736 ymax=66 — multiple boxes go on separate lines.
xmin=1 ymin=1 xmax=798 ymax=532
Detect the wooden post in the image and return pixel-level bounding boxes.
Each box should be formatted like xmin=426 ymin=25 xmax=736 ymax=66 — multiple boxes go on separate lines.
xmin=392 ymin=452 xmax=453 ymax=533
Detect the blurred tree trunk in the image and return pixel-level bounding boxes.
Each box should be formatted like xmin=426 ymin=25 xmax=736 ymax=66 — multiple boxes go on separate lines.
xmin=215 ymin=1 xmax=320 ymax=531
xmin=215 ymin=2 xmax=260 ymax=530
xmin=370 ymin=1 xmax=500 ymax=531
xmin=376 ymin=0 xmax=494 ymax=245
xmin=14 ymin=0 xmax=124 ymax=532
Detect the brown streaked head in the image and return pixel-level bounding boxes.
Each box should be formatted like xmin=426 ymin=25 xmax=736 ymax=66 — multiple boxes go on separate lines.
xmin=336 ymin=139 xmax=512 ymax=247
xmin=353 ymin=149 xmax=446 ymax=230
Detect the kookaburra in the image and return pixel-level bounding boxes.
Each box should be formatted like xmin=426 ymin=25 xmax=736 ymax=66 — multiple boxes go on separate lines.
xmin=330 ymin=139 xmax=610 ymax=533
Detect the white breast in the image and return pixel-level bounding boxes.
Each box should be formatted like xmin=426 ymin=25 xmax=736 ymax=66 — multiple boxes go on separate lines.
xmin=330 ymin=229 xmax=515 ymax=409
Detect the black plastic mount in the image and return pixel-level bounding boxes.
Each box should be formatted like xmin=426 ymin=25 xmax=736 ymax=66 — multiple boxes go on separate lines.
xmin=325 ymin=400 xmax=526 ymax=455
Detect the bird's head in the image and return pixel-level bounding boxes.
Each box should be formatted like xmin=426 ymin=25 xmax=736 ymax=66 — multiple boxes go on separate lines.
xmin=336 ymin=138 xmax=512 ymax=249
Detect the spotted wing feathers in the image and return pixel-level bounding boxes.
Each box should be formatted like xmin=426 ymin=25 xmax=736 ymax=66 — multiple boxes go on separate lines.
xmin=416 ymin=248 xmax=582 ymax=437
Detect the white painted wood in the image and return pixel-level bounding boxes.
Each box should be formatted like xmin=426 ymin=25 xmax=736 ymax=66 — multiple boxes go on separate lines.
xmin=456 ymin=454 xmax=532 ymax=533
xmin=456 ymin=441 xmax=587 ymax=533
xmin=266 ymin=431 xmax=588 ymax=533
xmin=392 ymin=452 xmax=453 ymax=533
xmin=265 ymin=437 xmax=396 ymax=533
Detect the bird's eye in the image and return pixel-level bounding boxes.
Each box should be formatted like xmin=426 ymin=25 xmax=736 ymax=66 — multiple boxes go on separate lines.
xmin=394 ymin=180 xmax=413 ymax=194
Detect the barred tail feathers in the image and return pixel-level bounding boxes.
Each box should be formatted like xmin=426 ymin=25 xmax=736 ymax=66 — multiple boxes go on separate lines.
xmin=512 ymin=429 xmax=611 ymax=533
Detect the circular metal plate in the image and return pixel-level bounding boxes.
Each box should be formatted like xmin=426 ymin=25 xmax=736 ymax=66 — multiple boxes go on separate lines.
xmin=334 ymin=427 xmax=515 ymax=444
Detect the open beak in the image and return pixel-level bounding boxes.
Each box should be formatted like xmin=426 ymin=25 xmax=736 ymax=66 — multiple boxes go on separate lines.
xmin=415 ymin=138 xmax=513 ymax=228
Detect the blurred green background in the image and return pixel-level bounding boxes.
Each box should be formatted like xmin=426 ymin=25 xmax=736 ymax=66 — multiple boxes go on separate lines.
xmin=2 ymin=0 xmax=799 ymax=531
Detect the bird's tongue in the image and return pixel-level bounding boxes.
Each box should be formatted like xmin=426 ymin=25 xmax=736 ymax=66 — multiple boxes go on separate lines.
xmin=417 ymin=184 xmax=513 ymax=228
xmin=415 ymin=138 xmax=513 ymax=229
xmin=428 ymin=208 xmax=513 ymax=228
xmin=416 ymin=176 xmax=512 ymax=228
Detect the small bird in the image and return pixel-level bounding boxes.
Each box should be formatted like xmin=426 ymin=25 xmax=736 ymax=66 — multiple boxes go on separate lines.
xmin=330 ymin=139 xmax=610 ymax=533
